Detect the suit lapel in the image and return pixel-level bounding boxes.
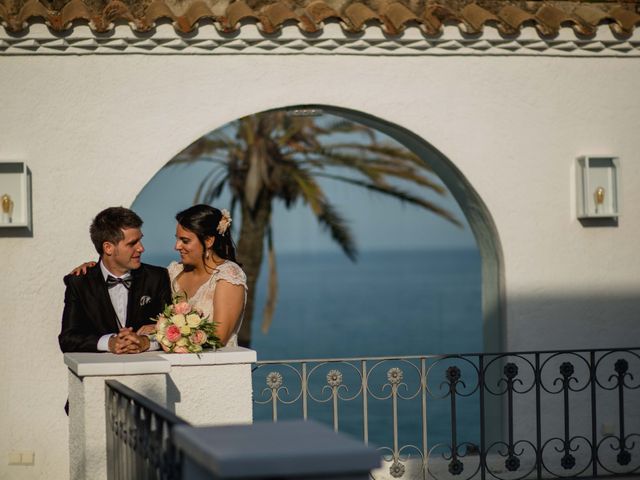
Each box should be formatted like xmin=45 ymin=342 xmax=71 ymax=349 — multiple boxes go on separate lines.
xmin=126 ymin=266 xmax=144 ymax=328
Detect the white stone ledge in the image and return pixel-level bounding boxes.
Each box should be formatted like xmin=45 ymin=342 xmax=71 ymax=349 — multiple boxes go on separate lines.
xmin=160 ymin=346 xmax=257 ymax=366
xmin=64 ymin=352 xmax=170 ymax=376
xmin=64 ymin=347 xmax=257 ymax=377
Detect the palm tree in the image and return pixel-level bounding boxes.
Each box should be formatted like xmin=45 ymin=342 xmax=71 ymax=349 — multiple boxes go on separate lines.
xmin=169 ymin=110 xmax=461 ymax=347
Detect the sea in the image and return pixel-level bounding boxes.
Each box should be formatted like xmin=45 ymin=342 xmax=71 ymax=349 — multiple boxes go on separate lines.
xmin=146 ymin=248 xmax=482 ymax=450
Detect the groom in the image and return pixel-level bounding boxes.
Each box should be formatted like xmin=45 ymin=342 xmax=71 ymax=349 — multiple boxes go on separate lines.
xmin=58 ymin=207 xmax=171 ymax=353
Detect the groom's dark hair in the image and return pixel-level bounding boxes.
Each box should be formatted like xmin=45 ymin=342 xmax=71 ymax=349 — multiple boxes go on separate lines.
xmin=90 ymin=207 xmax=143 ymax=255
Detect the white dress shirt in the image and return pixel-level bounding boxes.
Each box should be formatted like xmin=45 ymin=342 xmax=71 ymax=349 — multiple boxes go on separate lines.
xmin=97 ymin=263 xmax=131 ymax=352
xmin=96 ymin=262 xmax=159 ymax=352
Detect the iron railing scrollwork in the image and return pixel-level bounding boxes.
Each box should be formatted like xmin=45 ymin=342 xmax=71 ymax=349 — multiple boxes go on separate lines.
xmin=253 ymin=348 xmax=640 ymax=480
xmin=105 ymin=380 xmax=189 ymax=480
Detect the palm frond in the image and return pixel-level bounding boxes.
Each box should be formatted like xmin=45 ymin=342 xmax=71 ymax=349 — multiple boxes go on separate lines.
xmin=229 ymin=196 xmax=239 ymax=224
xmin=203 ymin=174 xmax=229 ymax=204
xmin=323 ymin=161 xmax=446 ymax=194
xmin=315 ymin=173 xmax=463 ymax=227
xmin=166 ymin=156 xmax=227 ymax=167
xmin=312 ymin=120 xmax=377 ymax=143
xmin=321 ymin=143 xmax=430 ymax=167
xmin=317 ymin=201 xmax=358 ymax=261
xmin=313 ymin=144 xmax=429 ymax=173
xmin=291 ymin=170 xmax=358 ymax=260
xmin=300 ymin=151 xmax=446 ymax=194
xmin=193 ymin=166 xmax=226 ymax=204
xmin=206 ymin=128 xmax=236 ymax=145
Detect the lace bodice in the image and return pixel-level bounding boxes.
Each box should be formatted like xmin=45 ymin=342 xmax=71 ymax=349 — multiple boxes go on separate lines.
xmin=167 ymin=261 xmax=247 ymax=347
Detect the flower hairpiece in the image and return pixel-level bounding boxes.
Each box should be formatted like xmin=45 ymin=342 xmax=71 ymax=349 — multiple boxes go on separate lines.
xmin=217 ymin=209 xmax=232 ymax=235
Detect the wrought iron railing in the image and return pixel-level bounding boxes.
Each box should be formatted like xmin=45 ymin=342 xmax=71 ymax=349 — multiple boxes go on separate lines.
xmin=252 ymin=348 xmax=640 ymax=480
xmin=105 ymin=380 xmax=189 ymax=480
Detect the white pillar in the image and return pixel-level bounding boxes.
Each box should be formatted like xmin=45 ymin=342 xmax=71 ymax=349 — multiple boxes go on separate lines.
xmin=64 ymin=347 xmax=256 ymax=480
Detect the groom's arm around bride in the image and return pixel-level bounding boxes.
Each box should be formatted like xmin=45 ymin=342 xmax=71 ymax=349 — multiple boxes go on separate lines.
xmin=58 ymin=207 xmax=171 ymax=354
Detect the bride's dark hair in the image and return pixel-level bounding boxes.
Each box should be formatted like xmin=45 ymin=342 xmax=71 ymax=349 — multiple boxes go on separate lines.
xmin=176 ymin=204 xmax=238 ymax=264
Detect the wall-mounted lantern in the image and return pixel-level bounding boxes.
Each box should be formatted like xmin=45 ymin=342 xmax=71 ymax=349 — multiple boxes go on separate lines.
xmin=576 ymin=156 xmax=619 ymax=219
xmin=0 ymin=162 xmax=32 ymax=230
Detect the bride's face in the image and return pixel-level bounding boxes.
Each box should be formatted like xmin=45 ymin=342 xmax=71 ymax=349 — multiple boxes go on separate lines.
xmin=174 ymin=224 xmax=204 ymax=266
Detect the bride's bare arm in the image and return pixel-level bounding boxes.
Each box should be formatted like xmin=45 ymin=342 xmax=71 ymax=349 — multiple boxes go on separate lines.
xmin=69 ymin=261 xmax=97 ymax=275
xmin=212 ymin=281 xmax=245 ymax=346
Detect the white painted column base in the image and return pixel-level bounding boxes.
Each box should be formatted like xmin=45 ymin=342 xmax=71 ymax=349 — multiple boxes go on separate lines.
xmin=64 ymin=347 xmax=256 ymax=480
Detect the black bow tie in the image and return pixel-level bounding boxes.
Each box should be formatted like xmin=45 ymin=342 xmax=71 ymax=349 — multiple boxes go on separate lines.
xmin=106 ymin=275 xmax=132 ymax=290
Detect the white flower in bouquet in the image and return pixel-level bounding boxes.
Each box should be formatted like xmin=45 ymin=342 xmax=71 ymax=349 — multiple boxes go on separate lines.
xmin=171 ymin=314 xmax=186 ymax=328
xmin=156 ymin=317 xmax=169 ymax=333
xmin=152 ymin=296 xmax=220 ymax=353
xmin=186 ymin=313 xmax=202 ymax=328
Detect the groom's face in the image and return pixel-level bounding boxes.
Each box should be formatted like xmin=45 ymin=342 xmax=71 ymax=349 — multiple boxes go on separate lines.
xmin=104 ymin=227 xmax=145 ymax=275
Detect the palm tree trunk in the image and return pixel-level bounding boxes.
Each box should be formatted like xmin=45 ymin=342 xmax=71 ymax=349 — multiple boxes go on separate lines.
xmin=236 ymin=192 xmax=271 ymax=347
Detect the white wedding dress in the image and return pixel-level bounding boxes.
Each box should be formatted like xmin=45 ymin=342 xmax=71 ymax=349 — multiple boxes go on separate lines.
xmin=167 ymin=260 xmax=247 ymax=347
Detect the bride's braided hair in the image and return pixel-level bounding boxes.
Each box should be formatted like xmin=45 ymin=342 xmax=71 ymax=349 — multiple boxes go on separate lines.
xmin=176 ymin=204 xmax=238 ymax=264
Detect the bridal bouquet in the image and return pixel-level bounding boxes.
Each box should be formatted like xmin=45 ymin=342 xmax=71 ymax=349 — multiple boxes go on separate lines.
xmin=154 ymin=299 xmax=221 ymax=353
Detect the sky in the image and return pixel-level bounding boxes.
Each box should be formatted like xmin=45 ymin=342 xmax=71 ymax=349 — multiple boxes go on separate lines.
xmin=131 ymin=114 xmax=477 ymax=259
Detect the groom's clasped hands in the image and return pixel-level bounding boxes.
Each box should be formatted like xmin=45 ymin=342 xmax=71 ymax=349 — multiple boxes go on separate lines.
xmin=108 ymin=326 xmax=152 ymax=354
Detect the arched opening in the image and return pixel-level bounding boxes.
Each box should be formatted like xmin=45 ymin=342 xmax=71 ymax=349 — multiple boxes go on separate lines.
xmin=133 ymin=104 xmax=504 ymax=355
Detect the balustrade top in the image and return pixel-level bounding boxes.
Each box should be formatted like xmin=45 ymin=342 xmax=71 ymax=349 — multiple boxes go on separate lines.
xmin=173 ymin=420 xmax=381 ymax=478
xmin=64 ymin=347 xmax=257 ymax=377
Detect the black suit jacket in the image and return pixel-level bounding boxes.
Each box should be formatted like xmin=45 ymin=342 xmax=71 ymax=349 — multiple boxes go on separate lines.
xmin=58 ymin=262 xmax=172 ymax=352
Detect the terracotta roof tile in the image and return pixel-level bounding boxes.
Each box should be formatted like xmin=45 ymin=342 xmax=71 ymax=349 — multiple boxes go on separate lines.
xmin=535 ymin=4 xmax=564 ymax=28
xmin=144 ymin=0 xmax=176 ymax=28
xmin=10 ymin=0 xmax=50 ymax=30
xmin=181 ymin=1 xmax=217 ymax=30
xmin=497 ymin=3 xmax=535 ymax=33
xmin=305 ymin=0 xmax=341 ymax=23
xmin=573 ymin=4 xmax=608 ymax=24
xmin=1 ymin=0 xmax=639 ymax=36
xmin=609 ymin=5 xmax=640 ymax=34
xmin=57 ymin=0 xmax=92 ymax=29
xmin=224 ymin=0 xmax=259 ymax=30
xmin=343 ymin=2 xmax=378 ymax=30
xmin=460 ymin=3 xmax=499 ymax=33
xmin=261 ymin=2 xmax=297 ymax=32
xmin=381 ymin=2 xmax=417 ymax=33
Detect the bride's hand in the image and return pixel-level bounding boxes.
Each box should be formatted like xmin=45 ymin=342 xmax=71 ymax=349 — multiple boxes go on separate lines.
xmin=137 ymin=324 xmax=157 ymax=336
xmin=69 ymin=261 xmax=97 ymax=275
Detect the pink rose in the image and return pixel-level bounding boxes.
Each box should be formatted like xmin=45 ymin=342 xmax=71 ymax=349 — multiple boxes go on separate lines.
xmin=174 ymin=302 xmax=191 ymax=315
xmin=173 ymin=346 xmax=189 ymax=353
xmin=189 ymin=330 xmax=207 ymax=346
xmin=166 ymin=325 xmax=182 ymax=343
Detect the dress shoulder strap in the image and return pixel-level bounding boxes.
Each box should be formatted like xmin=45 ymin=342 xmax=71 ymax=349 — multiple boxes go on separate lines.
xmin=213 ymin=261 xmax=247 ymax=289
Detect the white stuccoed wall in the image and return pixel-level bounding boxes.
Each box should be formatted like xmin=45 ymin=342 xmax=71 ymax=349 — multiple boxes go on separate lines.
xmin=0 ymin=24 xmax=639 ymax=479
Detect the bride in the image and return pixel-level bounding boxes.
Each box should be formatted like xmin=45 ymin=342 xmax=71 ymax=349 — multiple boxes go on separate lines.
xmin=164 ymin=204 xmax=246 ymax=347
xmin=73 ymin=204 xmax=247 ymax=347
